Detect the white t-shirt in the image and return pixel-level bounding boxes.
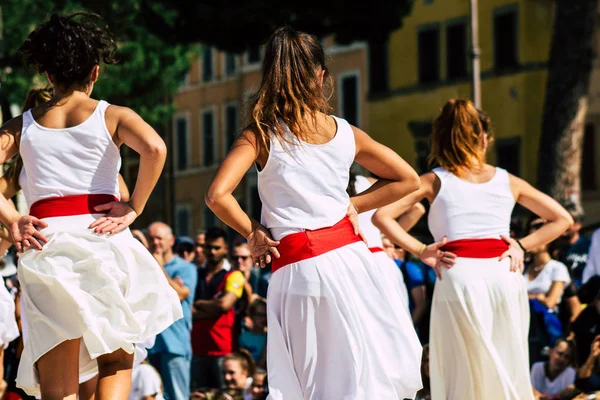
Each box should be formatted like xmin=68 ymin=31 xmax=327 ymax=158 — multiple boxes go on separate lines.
xmin=129 ymin=363 xmax=164 ymax=400
xmin=527 ymin=259 xmax=571 ymax=304
xmin=530 ymin=361 xmax=575 ymax=396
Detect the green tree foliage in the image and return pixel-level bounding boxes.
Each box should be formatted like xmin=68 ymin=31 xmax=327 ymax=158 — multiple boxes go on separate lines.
xmin=0 ymin=0 xmax=196 ymax=125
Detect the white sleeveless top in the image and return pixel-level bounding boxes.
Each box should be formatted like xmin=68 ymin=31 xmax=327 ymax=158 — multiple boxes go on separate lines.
xmin=428 ymin=167 xmax=515 ymax=242
xmin=354 ymin=175 xmax=383 ymax=248
xmin=257 ymin=116 xmax=355 ymax=240
xmin=19 ymin=100 xmax=121 ymax=206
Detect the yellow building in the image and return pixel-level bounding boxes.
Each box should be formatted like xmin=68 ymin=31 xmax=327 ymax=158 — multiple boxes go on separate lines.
xmin=168 ymin=39 xmax=368 ymax=236
xmin=368 ymin=0 xmax=600 ymax=225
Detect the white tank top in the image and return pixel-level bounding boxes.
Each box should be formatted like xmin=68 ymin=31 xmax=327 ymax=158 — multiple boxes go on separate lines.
xmin=258 ymin=116 xmax=355 ymax=240
xmin=354 ymin=175 xmax=383 ymax=248
xmin=428 ymin=167 xmax=515 ymax=242
xmin=19 ymin=100 xmax=121 ymax=206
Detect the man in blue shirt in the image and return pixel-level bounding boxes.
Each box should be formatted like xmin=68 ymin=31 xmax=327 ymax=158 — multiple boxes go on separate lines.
xmin=147 ymin=222 xmax=198 ymax=400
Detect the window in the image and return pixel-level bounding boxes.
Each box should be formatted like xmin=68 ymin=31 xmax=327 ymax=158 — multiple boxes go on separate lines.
xmin=202 ymin=46 xmax=213 ymax=82
xmin=418 ymin=26 xmax=440 ymax=83
xmin=408 ymin=121 xmax=433 ymax=173
xmin=225 ymin=104 xmax=239 ymax=151
xmin=202 ymin=110 xmax=215 ymax=166
xmin=339 ymin=73 xmax=359 ymax=127
xmin=368 ymin=39 xmax=389 ymax=95
xmin=446 ymin=22 xmax=468 ymax=80
xmin=225 ymin=53 xmax=237 ymax=76
xmin=495 ymin=137 xmax=521 ymax=176
xmin=247 ymin=45 xmax=261 ymax=64
xmin=175 ymin=204 xmax=192 ymax=237
xmin=204 ymin=205 xmax=217 ymax=229
xmin=582 ymin=123 xmax=596 ymax=191
xmin=494 ymin=9 xmax=518 ymax=70
xmin=175 ymin=116 xmax=189 ymax=171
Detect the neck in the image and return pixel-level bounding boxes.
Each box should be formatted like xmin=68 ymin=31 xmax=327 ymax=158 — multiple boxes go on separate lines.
xmin=532 ymin=252 xmax=551 ymax=268
xmin=164 ymin=250 xmax=175 ymax=263
xmin=546 ymin=363 xmax=562 ymax=380
xmin=206 ymin=259 xmax=224 ymax=274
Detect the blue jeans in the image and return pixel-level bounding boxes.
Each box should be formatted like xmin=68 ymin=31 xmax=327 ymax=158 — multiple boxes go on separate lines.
xmin=148 ymin=352 xmax=191 ymax=400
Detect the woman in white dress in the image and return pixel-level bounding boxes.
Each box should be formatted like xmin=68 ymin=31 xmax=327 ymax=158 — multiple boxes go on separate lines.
xmin=373 ymin=99 xmax=573 ymax=399
xmin=205 ymin=26 xmax=436 ymax=399
xmin=0 ymin=12 xmax=182 ymax=399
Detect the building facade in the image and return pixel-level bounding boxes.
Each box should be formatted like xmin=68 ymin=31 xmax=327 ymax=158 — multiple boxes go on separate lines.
xmin=368 ymin=0 xmax=600 ymax=225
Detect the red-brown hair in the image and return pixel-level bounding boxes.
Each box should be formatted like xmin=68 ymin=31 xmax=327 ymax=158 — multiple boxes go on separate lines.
xmin=429 ymin=99 xmax=492 ymax=177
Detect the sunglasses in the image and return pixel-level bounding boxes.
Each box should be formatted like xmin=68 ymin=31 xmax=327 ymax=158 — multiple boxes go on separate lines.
xmin=203 ymin=245 xmax=223 ymax=251
xmin=234 ymin=255 xmax=251 ymax=261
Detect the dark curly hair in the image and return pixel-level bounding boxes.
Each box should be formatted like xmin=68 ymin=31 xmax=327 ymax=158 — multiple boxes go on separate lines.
xmin=19 ymin=11 xmax=118 ymax=88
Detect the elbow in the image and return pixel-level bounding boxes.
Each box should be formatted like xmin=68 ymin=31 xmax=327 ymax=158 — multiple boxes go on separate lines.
xmin=406 ymin=174 xmax=421 ymax=194
xmin=371 ymin=211 xmax=386 ymax=230
xmin=145 ymin=139 xmax=167 ymax=161
xmin=204 ymin=187 xmax=223 ymax=210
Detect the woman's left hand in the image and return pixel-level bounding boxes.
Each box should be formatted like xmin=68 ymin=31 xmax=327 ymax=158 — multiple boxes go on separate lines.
xmin=500 ymin=235 xmax=525 ymax=273
xmin=88 ymin=201 xmax=137 ymax=234
xmin=247 ymin=222 xmax=280 ymax=268
xmin=346 ymin=202 xmax=367 ymax=244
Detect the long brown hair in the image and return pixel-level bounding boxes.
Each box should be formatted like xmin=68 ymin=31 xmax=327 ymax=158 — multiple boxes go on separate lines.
xmin=245 ymin=26 xmax=333 ymax=155
xmin=428 ymin=99 xmax=491 ymax=177
xmin=6 ymin=87 xmax=54 ymax=186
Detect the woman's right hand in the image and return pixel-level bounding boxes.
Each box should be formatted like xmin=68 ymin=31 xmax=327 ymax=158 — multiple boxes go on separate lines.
xmin=10 ymin=215 xmax=49 ymax=252
xmin=247 ymin=222 xmax=280 ymax=268
xmin=590 ymin=335 xmax=600 ymax=359
xmin=419 ymin=237 xmax=456 ymax=280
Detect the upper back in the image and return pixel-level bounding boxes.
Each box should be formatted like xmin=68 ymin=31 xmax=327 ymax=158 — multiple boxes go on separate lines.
xmin=257 ymin=116 xmax=355 ymax=239
xmin=19 ymin=99 xmax=121 ymax=205
xmin=427 ymin=166 xmax=515 ymax=242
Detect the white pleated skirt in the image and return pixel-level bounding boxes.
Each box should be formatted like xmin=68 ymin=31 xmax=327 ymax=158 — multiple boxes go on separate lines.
xmin=429 ymin=257 xmax=533 ymax=400
xmin=0 ymin=282 xmax=19 ymax=349
xmin=372 ymin=250 xmax=410 ymax=312
xmin=16 ymin=214 xmax=183 ymax=397
xmin=266 ymin=241 xmax=422 ymax=400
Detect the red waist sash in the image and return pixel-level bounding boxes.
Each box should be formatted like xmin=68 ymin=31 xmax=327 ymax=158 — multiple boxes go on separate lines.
xmin=440 ymin=238 xmax=509 ymax=258
xmin=369 ymin=247 xmax=384 ymax=253
xmin=29 ymin=194 xmax=118 ymax=219
xmin=271 ymin=218 xmax=362 ymax=273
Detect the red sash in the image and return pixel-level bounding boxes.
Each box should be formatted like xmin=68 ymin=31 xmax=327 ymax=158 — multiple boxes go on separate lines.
xmin=29 ymin=194 xmax=118 ymax=219
xmin=440 ymin=238 xmax=509 ymax=258
xmin=271 ymin=218 xmax=362 ymax=273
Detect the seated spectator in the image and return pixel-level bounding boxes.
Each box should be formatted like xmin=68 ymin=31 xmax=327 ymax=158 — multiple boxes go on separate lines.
xmin=129 ymin=359 xmax=164 ymax=400
xmin=248 ymin=369 xmax=267 ymax=400
xmin=583 ymin=228 xmax=600 ymax=286
xmin=415 ymin=344 xmax=430 ymax=400
xmin=526 ymin=218 xmax=571 ymax=312
xmin=239 ymin=299 xmax=267 ymax=368
xmin=576 ymin=335 xmax=600 ymax=394
xmin=572 ymin=279 xmax=600 ymax=367
xmin=531 ymin=338 xmax=576 ymax=398
xmin=222 ymin=350 xmax=255 ymax=395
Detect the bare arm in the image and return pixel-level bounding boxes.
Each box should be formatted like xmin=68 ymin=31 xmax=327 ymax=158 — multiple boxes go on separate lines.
xmin=351 ymin=126 xmax=420 ymax=213
xmin=113 ymin=107 xmax=166 ymax=215
xmin=372 ymin=173 xmax=437 ymax=256
xmin=510 ymin=175 xmax=573 ymax=251
xmin=193 ymin=292 xmax=238 ymax=320
xmin=397 ymin=203 xmax=426 ymax=231
xmin=530 ymin=281 xmax=566 ymax=309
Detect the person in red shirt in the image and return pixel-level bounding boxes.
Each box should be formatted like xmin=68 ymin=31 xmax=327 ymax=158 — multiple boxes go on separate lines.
xmin=191 ymin=228 xmax=245 ymax=390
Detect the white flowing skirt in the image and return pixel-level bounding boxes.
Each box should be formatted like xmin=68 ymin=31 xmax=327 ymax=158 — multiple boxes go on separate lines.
xmin=0 ymin=282 xmax=19 ymax=349
xmin=16 ymin=214 xmax=183 ymax=397
xmin=372 ymin=251 xmax=410 ymax=312
xmin=266 ymin=241 xmax=422 ymax=400
xmin=429 ymin=257 xmax=533 ymax=400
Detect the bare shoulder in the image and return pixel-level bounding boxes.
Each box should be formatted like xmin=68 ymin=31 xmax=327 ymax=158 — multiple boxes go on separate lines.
xmin=104 ymin=104 xmax=140 ymax=124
